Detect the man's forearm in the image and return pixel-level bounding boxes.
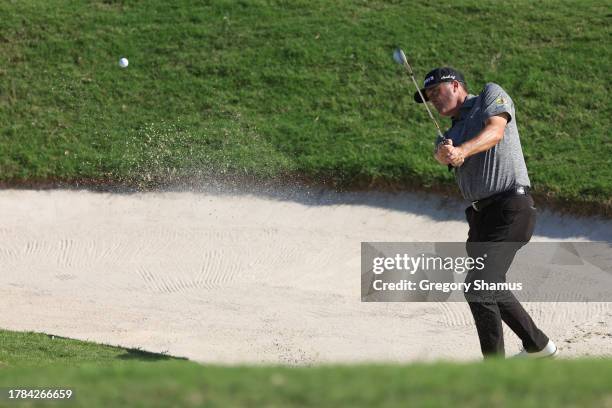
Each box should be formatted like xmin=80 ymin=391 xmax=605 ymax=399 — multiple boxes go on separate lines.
xmin=459 ymin=123 xmax=505 ymax=159
xmin=458 ymin=114 xmax=508 ymax=159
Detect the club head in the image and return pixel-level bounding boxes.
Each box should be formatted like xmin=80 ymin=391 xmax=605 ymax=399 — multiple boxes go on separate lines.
xmin=393 ymin=48 xmax=407 ymax=65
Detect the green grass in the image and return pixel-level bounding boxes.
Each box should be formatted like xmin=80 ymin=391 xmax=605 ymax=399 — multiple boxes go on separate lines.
xmin=1 ymin=330 xmax=612 ymax=407
xmin=0 ymin=330 xmax=178 ymax=367
xmin=0 ymin=0 xmax=610 ymax=213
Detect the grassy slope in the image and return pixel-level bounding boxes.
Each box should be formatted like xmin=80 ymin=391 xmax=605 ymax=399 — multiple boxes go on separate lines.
xmin=0 ymin=330 xmax=178 ymax=366
xmin=1 ymin=330 xmax=612 ymax=407
xmin=0 ymin=0 xmax=610 ymax=211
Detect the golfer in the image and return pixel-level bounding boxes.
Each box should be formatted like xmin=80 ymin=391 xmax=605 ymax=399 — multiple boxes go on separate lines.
xmin=414 ymin=67 xmax=558 ymax=359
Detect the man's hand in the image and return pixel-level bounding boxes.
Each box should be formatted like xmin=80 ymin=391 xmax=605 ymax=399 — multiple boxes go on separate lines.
xmin=434 ymin=140 xmax=452 ymax=165
xmin=445 ymin=144 xmax=465 ymax=167
xmin=434 ymin=139 xmax=465 ymax=167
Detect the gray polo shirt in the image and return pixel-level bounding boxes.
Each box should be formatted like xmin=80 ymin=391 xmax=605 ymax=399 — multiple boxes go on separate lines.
xmin=436 ymin=83 xmax=531 ymax=201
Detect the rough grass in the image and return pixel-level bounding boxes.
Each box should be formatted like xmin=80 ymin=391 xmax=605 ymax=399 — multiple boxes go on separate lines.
xmin=0 ymin=0 xmax=610 ymax=214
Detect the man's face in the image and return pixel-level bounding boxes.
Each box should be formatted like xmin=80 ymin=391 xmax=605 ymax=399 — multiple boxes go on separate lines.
xmin=425 ymin=81 xmax=458 ymax=117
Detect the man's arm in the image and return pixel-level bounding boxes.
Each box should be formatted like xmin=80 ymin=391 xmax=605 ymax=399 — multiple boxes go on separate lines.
xmin=439 ymin=113 xmax=510 ymax=166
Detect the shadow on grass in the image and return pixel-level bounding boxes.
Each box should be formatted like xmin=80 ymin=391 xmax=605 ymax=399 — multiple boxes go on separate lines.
xmin=117 ymin=348 xmax=187 ymax=362
xmin=43 ymin=333 xmax=187 ymax=362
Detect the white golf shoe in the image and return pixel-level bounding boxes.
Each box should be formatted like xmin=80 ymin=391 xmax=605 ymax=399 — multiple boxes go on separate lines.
xmin=512 ymin=340 xmax=558 ymax=359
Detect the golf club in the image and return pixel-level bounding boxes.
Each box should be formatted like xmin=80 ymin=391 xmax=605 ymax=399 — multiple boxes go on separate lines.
xmin=393 ymin=48 xmax=450 ymax=146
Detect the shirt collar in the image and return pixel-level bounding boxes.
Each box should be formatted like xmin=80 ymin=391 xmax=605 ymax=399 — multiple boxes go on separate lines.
xmin=451 ymin=94 xmax=477 ymax=124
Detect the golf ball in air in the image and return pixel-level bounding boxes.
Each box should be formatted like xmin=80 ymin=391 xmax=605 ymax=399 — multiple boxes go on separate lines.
xmin=119 ymin=57 xmax=129 ymax=68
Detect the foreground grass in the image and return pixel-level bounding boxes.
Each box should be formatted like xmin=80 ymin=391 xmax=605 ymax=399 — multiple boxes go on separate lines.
xmin=0 ymin=1 xmax=610 ymax=213
xmin=1 ymin=330 xmax=612 ymax=407
xmin=3 ymin=359 xmax=612 ymax=407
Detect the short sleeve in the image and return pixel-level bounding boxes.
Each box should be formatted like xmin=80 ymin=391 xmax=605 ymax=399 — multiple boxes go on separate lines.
xmin=481 ymin=83 xmax=513 ymax=123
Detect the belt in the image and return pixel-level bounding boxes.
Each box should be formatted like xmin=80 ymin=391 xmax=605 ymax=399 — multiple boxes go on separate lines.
xmin=471 ymin=186 xmax=530 ymax=212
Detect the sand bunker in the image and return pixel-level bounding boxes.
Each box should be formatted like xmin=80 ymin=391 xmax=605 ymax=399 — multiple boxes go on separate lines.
xmin=0 ymin=188 xmax=610 ymax=363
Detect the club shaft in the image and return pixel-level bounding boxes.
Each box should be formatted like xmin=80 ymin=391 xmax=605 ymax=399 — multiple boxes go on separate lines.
xmin=406 ymin=72 xmax=445 ymax=140
xmin=395 ymin=48 xmax=452 ymax=172
xmin=397 ymin=52 xmax=446 ymax=141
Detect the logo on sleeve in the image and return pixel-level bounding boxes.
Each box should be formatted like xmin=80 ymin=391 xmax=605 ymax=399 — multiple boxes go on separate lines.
xmin=495 ymin=96 xmax=507 ymax=105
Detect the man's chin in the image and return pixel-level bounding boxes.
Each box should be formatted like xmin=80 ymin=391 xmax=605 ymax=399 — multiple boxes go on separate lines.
xmin=430 ymin=104 xmax=451 ymax=117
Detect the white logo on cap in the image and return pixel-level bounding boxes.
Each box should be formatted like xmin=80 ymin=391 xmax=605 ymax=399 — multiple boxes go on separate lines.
xmin=441 ymin=74 xmax=456 ymax=80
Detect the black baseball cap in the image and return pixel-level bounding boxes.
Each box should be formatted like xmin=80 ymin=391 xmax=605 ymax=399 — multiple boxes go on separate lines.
xmin=414 ymin=67 xmax=466 ymax=103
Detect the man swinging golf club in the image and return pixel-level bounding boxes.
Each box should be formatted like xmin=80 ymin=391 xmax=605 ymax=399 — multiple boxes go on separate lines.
xmin=396 ymin=50 xmax=557 ymax=359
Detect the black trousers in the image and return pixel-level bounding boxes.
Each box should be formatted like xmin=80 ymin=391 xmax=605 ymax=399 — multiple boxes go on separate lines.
xmin=464 ymin=194 xmax=549 ymax=358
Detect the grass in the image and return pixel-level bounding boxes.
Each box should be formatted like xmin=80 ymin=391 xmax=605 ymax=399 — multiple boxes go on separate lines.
xmin=0 ymin=0 xmax=610 ymax=215
xmin=0 ymin=330 xmax=177 ymax=367
xmin=1 ymin=330 xmax=612 ymax=407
